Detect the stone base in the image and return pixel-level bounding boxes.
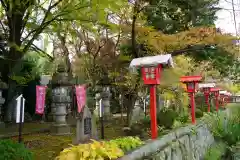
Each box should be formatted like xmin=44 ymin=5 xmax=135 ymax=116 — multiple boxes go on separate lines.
xmin=66 ymin=115 xmax=76 ymax=127
xmin=0 ymin=122 xmax=5 ymax=128
xmin=50 ymin=124 xmax=71 ymax=136
xmin=104 ymin=114 xmax=113 ymax=121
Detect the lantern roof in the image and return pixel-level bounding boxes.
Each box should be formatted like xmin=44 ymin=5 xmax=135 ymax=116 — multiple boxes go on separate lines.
xmin=219 ymin=90 xmax=227 ymax=95
xmin=180 ymin=76 xmax=202 ymax=83
xmin=198 ymin=83 xmax=216 ymax=88
xmin=129 ymin=54 xmax=173 ymax=70
xmin=225 ymin=92 xmax=232 ymax=96
xmin=210 ymin=87 xmax=220 ymax=92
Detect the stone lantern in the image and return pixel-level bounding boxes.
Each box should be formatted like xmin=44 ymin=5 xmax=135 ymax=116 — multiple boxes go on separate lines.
xmin=50 ymin=64 xmax=71 ymax=135
xmin=97 ymin=73 xmax=112 ymax=120
xmin=0 ymin=77 xmax=7 ymax=127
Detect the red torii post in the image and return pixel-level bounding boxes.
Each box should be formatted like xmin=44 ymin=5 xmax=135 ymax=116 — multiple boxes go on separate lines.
xmin=180 ymin=76 xmax=202 ymax=125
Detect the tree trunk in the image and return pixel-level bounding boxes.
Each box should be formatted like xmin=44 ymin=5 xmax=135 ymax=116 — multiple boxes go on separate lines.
xmin=125 ymin=93 xmax=137 ymax=127
xmin=131 ymin=3 xmax=138 ymax=58
xmin=125 ymin=1 xmax=140 ymax=126
xmin=4 ymin=80 xmax=20 ymax=122
xmin=2 ymin=3 xmax=25 ymax=122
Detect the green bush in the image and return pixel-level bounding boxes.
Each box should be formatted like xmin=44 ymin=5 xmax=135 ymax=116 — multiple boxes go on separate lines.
xmin=203 ymin=106 xmax=240 ymax=146
xmin=0 ymin=139 xmax=33 ymax=160
xmin=140 ymin=115 xmax=151 ymax=127
xmin=157 ymin=109 xmax=178 ymax=129
xmin=195 ymin=108 xmax=204 ymax=118
xmin=197 ymin=105 xmax=208 ymax=112
xmin=204 ymin=142 xmax=227 ymax=160
xmin=177 ymin=113 xmax=189 ymax=123
xmin=109 ymin=136 xmax=144 ymax=152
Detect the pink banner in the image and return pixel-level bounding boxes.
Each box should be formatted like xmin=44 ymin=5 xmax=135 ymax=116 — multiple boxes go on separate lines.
xmin=36 ymin=85 xmax=47 ymax=115
xmin=75 ymin=85 xmax=86 ymax=113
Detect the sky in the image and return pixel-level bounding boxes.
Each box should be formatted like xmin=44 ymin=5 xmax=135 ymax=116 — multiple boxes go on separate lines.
xmin=215 ymin=0 xmax=240 ymax=36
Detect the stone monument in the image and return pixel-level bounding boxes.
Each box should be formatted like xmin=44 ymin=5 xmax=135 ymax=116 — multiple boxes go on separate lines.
xmin=74 ymin=106 xmax=98 ymax=144
xmin=50 ymin=64 xmax=71 ymax=135
xmin=130 ymin=98 xmax=145 ymax=126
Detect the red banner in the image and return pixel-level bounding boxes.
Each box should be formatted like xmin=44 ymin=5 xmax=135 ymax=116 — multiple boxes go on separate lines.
xmin=75 ymin=85 xmax=86 ymax=113
xmin=36 ymin=85 xmax=47 ymax=115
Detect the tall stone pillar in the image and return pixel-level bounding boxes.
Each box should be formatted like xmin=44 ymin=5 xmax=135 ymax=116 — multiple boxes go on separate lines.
xmin=93 ymin=93 xmax=101 ymax=118
xmin=0 ymin=89 xmax=5 ymax=127
xmin=50 ymin=64 xmax=71 ymax=135
xmin=0 ymin=77 xmax=7 ymax=126
xmin=101 ymin=86 xmax=112 ymax=120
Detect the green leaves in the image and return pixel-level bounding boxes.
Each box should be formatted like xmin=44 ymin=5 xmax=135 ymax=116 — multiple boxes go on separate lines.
xmin=0 ymin=139 xmax=33 ymax=160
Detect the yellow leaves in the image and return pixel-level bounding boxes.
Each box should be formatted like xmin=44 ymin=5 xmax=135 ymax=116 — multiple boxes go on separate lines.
xmin=56 ymin=137 xmax=144 ymax=160
xmin=122 ymin=25 xmax=238 ymax=56
xmin=56 ymin=139 xmax=124 ymax=160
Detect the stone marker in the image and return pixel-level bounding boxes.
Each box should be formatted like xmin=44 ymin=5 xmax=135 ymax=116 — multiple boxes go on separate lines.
xmin=130 ymin=99 xmax=145 ymax=126
xmin=74 ymin=106 xmax=97 ymax=144
xmin=93 ymin=93 xmax=101 ymax=118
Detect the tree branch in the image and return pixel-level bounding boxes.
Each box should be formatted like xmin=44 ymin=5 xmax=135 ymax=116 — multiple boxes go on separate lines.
xmin=170 ymin=44 xmax=215 ymax=56
xmin=0 ymin=0 xmax=6 ymax=9
xmin=23 ymin=2 xmax=91 ymax=53
xmin=0 ymin=20 xmax=6 ymax=33
xmin=21 ymin=8 xmax=32 ymax=35
xmin=22 ymin=0 xmax=60 ymax=41
xmin=30 ymin=43 xmax=54 ymax=60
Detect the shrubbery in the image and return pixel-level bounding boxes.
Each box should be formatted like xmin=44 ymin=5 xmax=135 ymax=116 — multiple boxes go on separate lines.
xmin=195 ymin=108 xmax=204 ymax=118
xmin=203 ymin=105 xmax=240 ymax=159
xmin=203 ymin=105 xmax=240 ymax=146
xmin=157 ymin=109 xmax=178 ymax=129
xmin=56 ymin=137 xmax=144 ymax=160
xmin=0 ymin=139 xmax=33 ymax=160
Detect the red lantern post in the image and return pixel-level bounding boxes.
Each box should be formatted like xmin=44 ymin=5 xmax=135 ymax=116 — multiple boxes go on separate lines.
xmin=199 ymin=83 xmax=215 ymax=112
xmin=129 ymin=54 xmax=173 ymax=139
xmin=219 ymin=91 xmax=226 ymax=107
xmin=225 ymin=92 xmax=232 ymax=105
xmin=141 ymin=64 xmax=162 ymax=139
xmin=180 ymin=76 xmax=202 ymax=124
xmin=210 ymin=88 xmax=220 ymax=111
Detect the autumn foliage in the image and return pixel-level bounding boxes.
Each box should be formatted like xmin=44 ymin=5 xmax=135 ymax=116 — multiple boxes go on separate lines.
xmin=125 ymin=26 xmax=239 ymax=55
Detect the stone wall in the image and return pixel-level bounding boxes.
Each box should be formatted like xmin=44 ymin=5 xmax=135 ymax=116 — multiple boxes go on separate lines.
xmin=119 ymin=123 xmax=215 ymax=160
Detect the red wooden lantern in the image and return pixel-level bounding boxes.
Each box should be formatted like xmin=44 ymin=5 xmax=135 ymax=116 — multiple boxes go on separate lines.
xmin=210 ymin=87 xmax=220 ymax=111
xmin=220 ymin=90 xmax=227 ymax=107
xmin=199 ymin=83 xmax=216 ymax=112
xmin=180 ymin=76 xmax=202 ymax=124
xmin=141 ymin=64 xmax=162 ymax=85
xmin=129 ymin=54 xmax=173 ymax=140
xmin=180 ymin=76 xmax=202 ymax=92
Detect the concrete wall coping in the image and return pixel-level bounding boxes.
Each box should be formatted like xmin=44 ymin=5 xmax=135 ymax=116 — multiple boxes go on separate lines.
xmin=118 ymin=122 xmax=206 ymax=160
